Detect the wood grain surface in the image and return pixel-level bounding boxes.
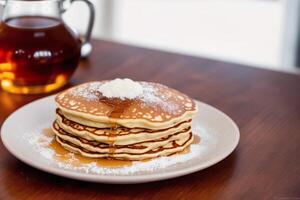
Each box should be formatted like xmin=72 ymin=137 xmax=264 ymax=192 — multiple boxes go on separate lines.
xmin=0 ymin=39 xmax=300 ymax=200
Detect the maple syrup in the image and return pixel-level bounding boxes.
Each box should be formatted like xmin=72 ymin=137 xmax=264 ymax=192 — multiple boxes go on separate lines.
xmin=98 ymin=96 xmax=133 ymax=157
xmin=0 ymin=16 xmax=81 ymax=94
xmin=193 ymin=135 xmax=201 ymax=144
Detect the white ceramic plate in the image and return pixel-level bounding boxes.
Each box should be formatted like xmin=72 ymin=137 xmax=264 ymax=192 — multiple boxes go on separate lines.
xmin=1 ymin=95 xmax=239 ymax=184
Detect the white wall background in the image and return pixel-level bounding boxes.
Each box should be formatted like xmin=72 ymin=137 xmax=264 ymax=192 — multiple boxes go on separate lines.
xmin=112 ymin=0 xmax=283 ymax=70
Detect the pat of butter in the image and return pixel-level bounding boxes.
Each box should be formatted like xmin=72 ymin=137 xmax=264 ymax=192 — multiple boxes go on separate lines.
xmin=99 ymin=78 xmax=143 ymax=99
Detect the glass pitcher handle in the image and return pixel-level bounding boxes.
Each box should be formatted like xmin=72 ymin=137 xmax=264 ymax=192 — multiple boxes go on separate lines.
xmin=61 ymin=0 xmax=95 ymax=58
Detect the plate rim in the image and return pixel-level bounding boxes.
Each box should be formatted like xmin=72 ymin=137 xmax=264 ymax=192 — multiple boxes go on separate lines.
xmin=1 ymin=95 xmax=240 ymax=184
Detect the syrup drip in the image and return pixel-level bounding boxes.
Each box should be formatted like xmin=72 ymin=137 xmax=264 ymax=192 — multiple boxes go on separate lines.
xmin=192 ymin=135 xmax=201 ymax=144
xmin=107 ymin=124 xmax=117 ymax=157
xmin=97 ymin=95 xmax=133 ymax=158
xmin=42 ymin=129 xmax=132 ymax=168
xmin=178 ymin=146 xmax=190 ymax=155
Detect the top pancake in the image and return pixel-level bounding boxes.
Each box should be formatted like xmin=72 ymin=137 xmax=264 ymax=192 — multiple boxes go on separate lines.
xmin=55 ymin=81 xmax=197 ymax=129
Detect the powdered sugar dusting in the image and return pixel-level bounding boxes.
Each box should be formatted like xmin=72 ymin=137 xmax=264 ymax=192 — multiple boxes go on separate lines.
xmin=69 ymin=80 xmax=181 ymax=114
xmin=23 ymin=125 xmax=210 ymax=176
xmin=140 ymin=83 xmax=179 ymax=114
xmin=70 ymin=82 xmax=103 ymax=101
xmin=25 ymin=128 xmax=55 ymax=160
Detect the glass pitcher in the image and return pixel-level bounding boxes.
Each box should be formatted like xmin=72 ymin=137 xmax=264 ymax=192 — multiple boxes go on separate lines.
xmin=0 ymin=0 xmax=95 ymax=94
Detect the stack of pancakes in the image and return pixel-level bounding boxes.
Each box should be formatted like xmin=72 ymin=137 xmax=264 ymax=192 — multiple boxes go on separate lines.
xmin=52 ymin=81 xmax=197 ymax=161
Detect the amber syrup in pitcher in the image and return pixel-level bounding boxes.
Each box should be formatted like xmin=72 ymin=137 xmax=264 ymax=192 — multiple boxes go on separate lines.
xmin=0 ymin=16 xmax=81 ymax=94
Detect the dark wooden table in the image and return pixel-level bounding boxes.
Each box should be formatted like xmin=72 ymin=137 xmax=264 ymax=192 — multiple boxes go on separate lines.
xmin=0 ymin=39 xmax=300 ymax=200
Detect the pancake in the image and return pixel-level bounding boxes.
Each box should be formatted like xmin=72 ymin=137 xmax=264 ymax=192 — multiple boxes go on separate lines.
xmin=52 ymin=79 xmax=198 ymax=161
xmin=55 ymin=81 xmax=197 ymax=129
xmin=55 ymin=109 xmax=192 ymax=145
xmin=53 ymin=121 xmax=193 ymax=160
xmin=56 ymin=135 xmax=193 ymax=161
